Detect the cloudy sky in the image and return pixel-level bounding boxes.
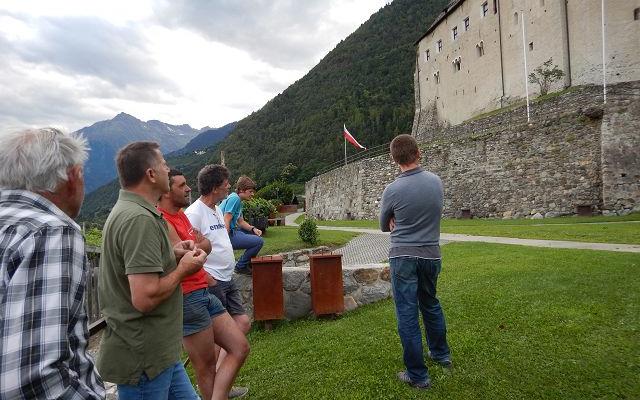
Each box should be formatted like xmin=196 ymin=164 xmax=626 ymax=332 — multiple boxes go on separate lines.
xmin=0 ymin=0 xmax=390 ymax=133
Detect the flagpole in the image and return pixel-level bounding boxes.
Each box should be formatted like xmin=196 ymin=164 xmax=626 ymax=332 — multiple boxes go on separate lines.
xmin=521 ymin=9 xmax=531 ymax=123
xmin=601 ymin=0 xmax=607 ymax=104
xmin=344 ymin=137 xmax=347 ymax=166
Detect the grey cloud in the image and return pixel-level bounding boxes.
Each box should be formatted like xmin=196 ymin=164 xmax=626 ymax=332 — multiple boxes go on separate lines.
xmin=155 ymin=0 xmax=337 ymax=69
xmin=1 ymin=12 xmax=179 ymax=93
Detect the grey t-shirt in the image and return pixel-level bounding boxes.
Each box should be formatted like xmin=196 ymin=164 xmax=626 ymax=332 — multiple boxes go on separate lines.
xmin=379 ymin=167 xmax=443 ymax=259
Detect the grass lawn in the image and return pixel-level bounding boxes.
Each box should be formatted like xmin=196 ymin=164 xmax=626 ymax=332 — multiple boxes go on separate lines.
xmin=297 ymin=213 xmax=640 ymax=244
xmin=245 ymin=226 xmax=358 ymax=256
xmin=225 ymin=242 xmax=639 ymax=399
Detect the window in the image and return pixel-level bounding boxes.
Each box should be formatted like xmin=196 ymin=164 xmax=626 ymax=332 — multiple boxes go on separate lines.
xmin=434 ymin=71 xmax=440 ymax=84
xmin=464 ymin=17 xmax=470 ymax=31
xmin=635 ymin=8 xmax=640 ymax=20
xmin=540 ymin=0 xmax=545 ymax=6
xmin=453 ymin=58 xmax=461 ymax=72
xmin=452 ymin=26 xmax=458 ymax=40
xmin=481 ymin=1 xmax=489 ymax=17
xmin=437 ymin=39 xmax=443 ymax=52
xmin=425 ymin=49 xmax=430 ymax=61
xmin=529 ymin=42 xmax=534 ymax=51
xmin=493 ymin=0 xmax=498 ymax=14
xmin=514 ymin=12 xmax=519 ymax=25
xmin=476 ymin=41 xmax=485 ymax=57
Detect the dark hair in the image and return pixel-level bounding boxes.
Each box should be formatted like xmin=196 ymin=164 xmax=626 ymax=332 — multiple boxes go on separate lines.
xmin=236 ymin=176 xmax=256 ymax=192
xmin=197 ymin=164 xmax=229 ymax=196
xmin=390 ymin=134 xmax=419 ymax=165
xmin=116 ymin=141 xmax=160 ymax=188
xmin=169 ymin=168 xmax=183 ymax=186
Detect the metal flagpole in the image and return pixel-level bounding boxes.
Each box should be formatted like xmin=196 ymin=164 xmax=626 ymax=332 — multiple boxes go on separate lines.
xmin=601 ymin=0 xmax=607 ymax=104
xmin=344 ymin=137 xmax=347 ymax=166
xmin=521 ymin=9 xmax=531 ymax=123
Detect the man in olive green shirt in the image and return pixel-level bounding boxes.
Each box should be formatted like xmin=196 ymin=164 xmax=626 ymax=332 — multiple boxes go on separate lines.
xmin=98 ymin=142 xmax=206 ymax=399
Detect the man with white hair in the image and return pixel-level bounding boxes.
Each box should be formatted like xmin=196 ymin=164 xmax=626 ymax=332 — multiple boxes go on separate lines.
xmin=0 ymin=128 xmax=105 ymax=399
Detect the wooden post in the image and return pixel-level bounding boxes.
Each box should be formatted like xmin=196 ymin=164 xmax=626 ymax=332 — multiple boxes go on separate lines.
xmin=310 ymin=253 xmax=344 ymax=317
xmin=251 ymin=255 xmax=284 ymax=327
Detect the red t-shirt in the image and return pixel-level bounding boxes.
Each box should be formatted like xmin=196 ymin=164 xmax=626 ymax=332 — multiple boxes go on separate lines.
xmin=158 ymin=207 xmax=209 ymax=295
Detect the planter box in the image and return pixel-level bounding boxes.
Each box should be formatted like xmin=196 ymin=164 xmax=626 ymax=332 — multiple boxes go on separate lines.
xmin=251 ymin=255 xmax=284 ymax=321
xmin=309 ymin=253 xmax=344 ymax=316
xmin=277 ymin=204 xmax=298 ymax=214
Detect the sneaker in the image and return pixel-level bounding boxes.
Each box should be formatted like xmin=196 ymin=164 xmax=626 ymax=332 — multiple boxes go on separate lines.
xmin=234 ymin=266 xmax=252 ymax=276
xmin=396 ymin=371 xmax=431 ymax=390
xmin=427 ymin=351 xmax=453 ymax=369
xmin=228 ymin=386 xmax=249 ymax=398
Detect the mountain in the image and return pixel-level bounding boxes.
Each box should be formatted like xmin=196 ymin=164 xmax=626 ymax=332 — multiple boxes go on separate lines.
xmin=167 ymin=122 xmax=237 ymax=157
xmin=78 ymin=112 xmax=200 ymax=193
xmin=79 ymin=0 xmax=448 ymax=225
xmin=172 ymin=0 xmax=449 ymax=185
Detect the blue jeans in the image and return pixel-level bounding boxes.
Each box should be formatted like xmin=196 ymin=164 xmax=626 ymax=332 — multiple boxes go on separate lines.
xmin=390 ymin=257 xmax=450 ymax=384
xmin=230 ymin=229 xmax=264 ymax=269
xmin=117 ymin=362 xmax=200 ymax=400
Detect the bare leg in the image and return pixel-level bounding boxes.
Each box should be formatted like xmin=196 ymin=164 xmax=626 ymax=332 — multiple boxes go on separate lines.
xmin=216 ymin=314 xmax=251 ymax=370
xmin=182 ymin=325 xmax=216 ymax=400
xmin=211 ymin=313 xmax=250 ymax=400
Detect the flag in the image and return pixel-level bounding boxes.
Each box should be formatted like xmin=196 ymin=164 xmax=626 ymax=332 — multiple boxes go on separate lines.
xmin=343 ymin=125 xmax=366 ymax=150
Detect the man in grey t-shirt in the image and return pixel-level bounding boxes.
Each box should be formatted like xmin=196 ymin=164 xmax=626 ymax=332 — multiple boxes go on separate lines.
xmin=380 ymin=134 xmax=451 ymax=390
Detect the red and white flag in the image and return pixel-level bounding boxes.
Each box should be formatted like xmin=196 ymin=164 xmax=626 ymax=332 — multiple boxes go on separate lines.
xmin=343 ymin=124 xmax=366 ymax=150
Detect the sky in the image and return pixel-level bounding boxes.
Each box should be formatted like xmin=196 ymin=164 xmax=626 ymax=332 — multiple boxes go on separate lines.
xmin=0 ymin=0 xmax=390 ymax=133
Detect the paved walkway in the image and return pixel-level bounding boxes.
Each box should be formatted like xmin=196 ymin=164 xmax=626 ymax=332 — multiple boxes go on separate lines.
xmin=286 ymin=213 xmax=640 ymax=260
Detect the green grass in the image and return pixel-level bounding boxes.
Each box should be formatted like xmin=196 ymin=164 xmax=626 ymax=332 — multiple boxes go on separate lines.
xmin=228 ymin=243 xmax=639 ymax=399
xmin=250 ymin=226 xmax=358 ymax=255
xmin=300 ymin=213 xmax=640 ymax=244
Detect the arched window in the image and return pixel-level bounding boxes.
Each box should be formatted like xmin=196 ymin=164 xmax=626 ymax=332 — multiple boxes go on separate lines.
xmin=476 ymin=41 xmax=485 ymax=57
xmin=513 ymin=12 xmax=519 ymax=25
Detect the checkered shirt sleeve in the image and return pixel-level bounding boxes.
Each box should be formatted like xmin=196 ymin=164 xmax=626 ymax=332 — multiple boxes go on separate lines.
xmin=0 ymin=192 xmax=105 ymax=399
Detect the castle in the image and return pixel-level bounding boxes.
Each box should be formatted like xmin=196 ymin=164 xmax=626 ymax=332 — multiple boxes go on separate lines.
xmin=305 ymin=1 xmax=639 ymax=220
xmin=414 ymin=0 xmax=640 ymax=129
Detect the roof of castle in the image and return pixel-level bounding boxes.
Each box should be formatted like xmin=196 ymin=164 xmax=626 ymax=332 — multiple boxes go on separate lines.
xmin=415 ymin=0 xmax=466 ymax=45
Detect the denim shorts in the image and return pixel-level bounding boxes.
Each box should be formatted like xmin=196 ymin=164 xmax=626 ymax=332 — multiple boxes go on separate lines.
xmin=183 ymin=288 xmax=226 ymax=337
xmin=208 ymin=279 xmax=246 ymax=316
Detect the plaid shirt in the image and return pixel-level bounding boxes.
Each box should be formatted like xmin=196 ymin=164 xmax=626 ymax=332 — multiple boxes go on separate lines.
xmin=0 ymin=190 xmax=105 ymax=399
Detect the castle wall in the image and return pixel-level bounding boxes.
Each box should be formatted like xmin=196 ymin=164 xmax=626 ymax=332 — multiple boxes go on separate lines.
xmin=306 ymin=82 xmax=640 ymax=220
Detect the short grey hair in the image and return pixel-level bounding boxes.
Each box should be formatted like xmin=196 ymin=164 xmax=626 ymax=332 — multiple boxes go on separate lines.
xmin=0 ymin=127 xmax=88 ymax=192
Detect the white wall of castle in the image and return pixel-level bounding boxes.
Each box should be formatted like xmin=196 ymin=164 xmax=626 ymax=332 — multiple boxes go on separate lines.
xmin=415 ymin=0 xmax=640 ymax=126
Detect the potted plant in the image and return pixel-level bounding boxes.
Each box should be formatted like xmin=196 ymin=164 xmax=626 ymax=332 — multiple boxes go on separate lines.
xmin=243 ymin=197 xmax=276 ymax=232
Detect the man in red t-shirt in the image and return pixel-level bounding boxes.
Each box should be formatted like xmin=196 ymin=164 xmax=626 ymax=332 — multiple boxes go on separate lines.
xmin=158 ymin=169 xmax=249 ymax=400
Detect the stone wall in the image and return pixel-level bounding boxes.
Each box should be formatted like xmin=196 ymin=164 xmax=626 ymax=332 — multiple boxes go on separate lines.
xmin=306 ymin=82 xmax=640 ymax=220
xmin=234 ymin=264 xmax=391 ymax=320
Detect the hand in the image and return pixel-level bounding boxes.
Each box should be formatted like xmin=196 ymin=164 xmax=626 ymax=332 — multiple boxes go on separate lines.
xmin=177 ymin=248 xmax=206 ymax=277
xmin=252 ymin=227 xmax=263 ymax=237
xmin=389 ymin=217 xmax=396 ymax=231
xmin=173 ymin=240 xmax=195 ymax=260
xmin=192 ymin=228 xmax=206 ymax=243
xmin=205 ymin=272 xmax=217 ymax=287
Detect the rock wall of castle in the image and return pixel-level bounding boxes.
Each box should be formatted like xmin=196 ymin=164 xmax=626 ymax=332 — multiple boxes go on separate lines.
xmin=306 ymin=82 xmax=640 ymax=220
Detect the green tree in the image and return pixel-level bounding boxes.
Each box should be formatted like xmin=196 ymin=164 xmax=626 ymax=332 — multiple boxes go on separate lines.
xmin=528 ymin=58 xmax=565 ymax=96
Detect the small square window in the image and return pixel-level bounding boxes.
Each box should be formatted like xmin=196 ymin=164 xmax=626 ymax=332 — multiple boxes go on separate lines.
xmin=481 ymin=2 xmax=489 ymax=17
xmin=452 ymin=26 xmax=458 ymax=40
xmin=437 ymin=39 xmax=443 ymax=52
xmin=464 ymin=17 xmax=470 ymax=31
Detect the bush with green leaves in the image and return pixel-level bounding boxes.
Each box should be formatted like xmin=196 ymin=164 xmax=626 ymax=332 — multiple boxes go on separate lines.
xmin=243 ymin=197 xmax=277 ymax=220
xmin=256 ymin=180 xmax=294 ymax=205
xmin=298 ymin=217 xmax=318 ymax=245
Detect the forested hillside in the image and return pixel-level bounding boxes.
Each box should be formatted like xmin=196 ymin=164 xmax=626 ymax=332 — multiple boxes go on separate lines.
xmin=175 ymin=0 xmax=447 ymax=184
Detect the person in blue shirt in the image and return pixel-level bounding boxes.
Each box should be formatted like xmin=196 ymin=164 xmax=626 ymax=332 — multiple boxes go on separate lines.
xmin=220 ymin=176 xmax=264 ymax=275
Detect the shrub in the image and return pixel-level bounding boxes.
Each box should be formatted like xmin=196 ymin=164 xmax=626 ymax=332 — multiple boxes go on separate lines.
xmin=298 ymin=217 xmax=318 ymax=245
xmin=243 ymin=197 xmax=277 ymax=220
xmin=256 ymin=180 xmax=294 ymax=205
